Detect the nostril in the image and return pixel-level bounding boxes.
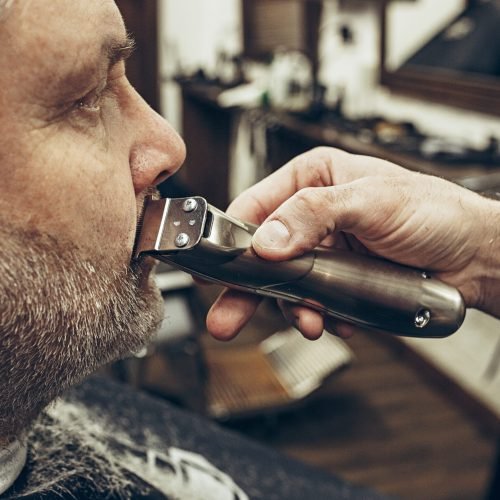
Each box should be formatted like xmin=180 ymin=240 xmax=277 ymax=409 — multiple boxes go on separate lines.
xmin=153 ymin=170 xmax=170 ymax=186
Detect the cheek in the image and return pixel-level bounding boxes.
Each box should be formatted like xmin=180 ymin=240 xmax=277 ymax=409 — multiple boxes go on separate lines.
xmin=69 ymin=160 xmax=137 ymax=259
xmin=10 ymin=133 xmax=138 ymax=261
xmin=83 ymin=177 xmax=138 ymax=258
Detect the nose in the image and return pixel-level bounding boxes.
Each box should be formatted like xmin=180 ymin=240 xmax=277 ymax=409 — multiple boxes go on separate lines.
xmin=128 ymin=89 xmax=186 ymax=195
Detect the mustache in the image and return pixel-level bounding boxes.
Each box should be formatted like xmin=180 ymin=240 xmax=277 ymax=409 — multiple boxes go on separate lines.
xmin=135 ymin=186 xmax=161 ymax=239
xmin=137 ymin=186 xmax=161 ymax=220
xmin=133 ymin=185 xmax=161 ymax=267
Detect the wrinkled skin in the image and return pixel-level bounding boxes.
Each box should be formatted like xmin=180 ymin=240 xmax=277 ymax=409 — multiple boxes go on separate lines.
xmin=0 ymin=0 xmax=186 ymax=443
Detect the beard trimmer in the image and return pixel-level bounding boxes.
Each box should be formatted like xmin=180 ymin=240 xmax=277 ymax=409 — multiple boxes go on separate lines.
xmin=134 ymin=196 xmax=465 ymax=338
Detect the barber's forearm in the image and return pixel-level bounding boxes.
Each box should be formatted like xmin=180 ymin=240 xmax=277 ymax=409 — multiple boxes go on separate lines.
xmin=474 ymin=197 xmax=500 ymax=318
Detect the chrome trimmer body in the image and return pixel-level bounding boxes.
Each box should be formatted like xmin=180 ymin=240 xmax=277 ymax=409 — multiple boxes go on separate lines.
xmin=135 ymin=196 xmax=466 ymax=338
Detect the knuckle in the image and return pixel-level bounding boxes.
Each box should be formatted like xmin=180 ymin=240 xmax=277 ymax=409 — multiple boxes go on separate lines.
xmin=309 ymin=146 xmax=335 ymax=163
xmin=293 ymin=187 xmax=325 ymax=217
xmin=290 ymin=147 xmax=336 ymax=189
xmin=286 ymin=188 xmax=332 ymax=250
xmin=310 ymin=146 xmax=345 ymax=163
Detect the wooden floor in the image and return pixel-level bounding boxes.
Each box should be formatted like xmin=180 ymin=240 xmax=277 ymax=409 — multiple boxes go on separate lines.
xmin=220 ymin=330 xmax=498 ymax=499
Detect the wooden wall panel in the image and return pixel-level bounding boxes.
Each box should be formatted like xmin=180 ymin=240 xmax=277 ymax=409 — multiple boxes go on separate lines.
xmin=116 ymin=0 xmax=160 ymax=111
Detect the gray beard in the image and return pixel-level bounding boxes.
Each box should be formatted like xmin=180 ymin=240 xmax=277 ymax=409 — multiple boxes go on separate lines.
xmin=0 ymin=224 xmax=164 ymax=443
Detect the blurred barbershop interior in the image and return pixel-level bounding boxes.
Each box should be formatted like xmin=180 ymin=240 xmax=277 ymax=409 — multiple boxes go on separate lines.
xmin=114 ymin=1 xmax=500 ymax=498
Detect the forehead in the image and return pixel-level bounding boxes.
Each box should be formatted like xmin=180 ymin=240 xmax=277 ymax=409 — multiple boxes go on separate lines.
xmin=0 ymin=0 xmax=125 ymax=66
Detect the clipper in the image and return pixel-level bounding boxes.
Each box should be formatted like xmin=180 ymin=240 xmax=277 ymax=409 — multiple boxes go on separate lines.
xmin=134 ymin=196 xmax=465 ymax=338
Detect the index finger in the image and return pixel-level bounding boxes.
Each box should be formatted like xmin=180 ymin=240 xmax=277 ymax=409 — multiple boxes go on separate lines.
xmin=226 ymin=147 xmax=406 ymax=224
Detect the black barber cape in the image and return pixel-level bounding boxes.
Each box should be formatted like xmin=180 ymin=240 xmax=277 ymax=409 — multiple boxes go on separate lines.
xmin=3 ymin=376 xmax=388 ymax=499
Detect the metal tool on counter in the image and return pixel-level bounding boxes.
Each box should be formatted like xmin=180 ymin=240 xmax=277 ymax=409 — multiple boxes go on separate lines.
xmin=134 ymin=196 xmax=465 ymax=338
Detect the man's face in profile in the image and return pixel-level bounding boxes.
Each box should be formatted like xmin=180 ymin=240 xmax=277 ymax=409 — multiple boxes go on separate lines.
xmin=0 ymin=0 xmax=186 ymax=443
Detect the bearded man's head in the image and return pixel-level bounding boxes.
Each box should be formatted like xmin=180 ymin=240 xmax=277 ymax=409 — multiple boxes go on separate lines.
xmin=0 ymin=0 xmax=186 ymax=443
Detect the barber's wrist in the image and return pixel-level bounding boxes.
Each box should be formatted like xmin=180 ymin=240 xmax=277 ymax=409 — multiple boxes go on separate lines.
xmin=474 ymin=196 xmax=500 ymax=317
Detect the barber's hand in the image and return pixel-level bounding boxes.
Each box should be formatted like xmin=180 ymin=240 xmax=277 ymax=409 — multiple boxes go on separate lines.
xmin=206 ymin=147 xmax=500 ymax=340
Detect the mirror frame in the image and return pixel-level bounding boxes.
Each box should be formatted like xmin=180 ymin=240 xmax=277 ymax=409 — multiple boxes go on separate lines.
xmin=379 ymin=0 xmax=500 ymax=117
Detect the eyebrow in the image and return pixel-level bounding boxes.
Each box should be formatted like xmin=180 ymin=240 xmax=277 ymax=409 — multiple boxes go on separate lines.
xmin=105 ymin=34 xmax=136 ymax=67
xmin=42 ymin=34 xmax=136 ymax=105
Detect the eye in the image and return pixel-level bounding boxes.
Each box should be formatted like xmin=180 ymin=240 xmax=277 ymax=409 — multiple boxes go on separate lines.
xmin=67 ymin=72 xmax=124 ymax=125
xmin=75 ymin=88 xmax=104 ymax=114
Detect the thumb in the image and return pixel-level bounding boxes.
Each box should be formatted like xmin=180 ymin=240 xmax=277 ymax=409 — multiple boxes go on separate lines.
xmin=252 ymin=185 xmax=360 ymax=261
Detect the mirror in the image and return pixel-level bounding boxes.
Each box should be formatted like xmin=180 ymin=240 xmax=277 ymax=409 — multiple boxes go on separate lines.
xmin=380 ymin=0 xmax=500 ymax=116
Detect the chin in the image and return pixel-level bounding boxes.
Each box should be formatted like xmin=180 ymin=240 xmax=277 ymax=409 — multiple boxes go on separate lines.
xmin=0 ymin=224 xmax=164 ymax=441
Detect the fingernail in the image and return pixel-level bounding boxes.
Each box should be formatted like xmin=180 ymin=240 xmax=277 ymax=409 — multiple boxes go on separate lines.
xmin=254 ymin=220 xmax=290 ymax=249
